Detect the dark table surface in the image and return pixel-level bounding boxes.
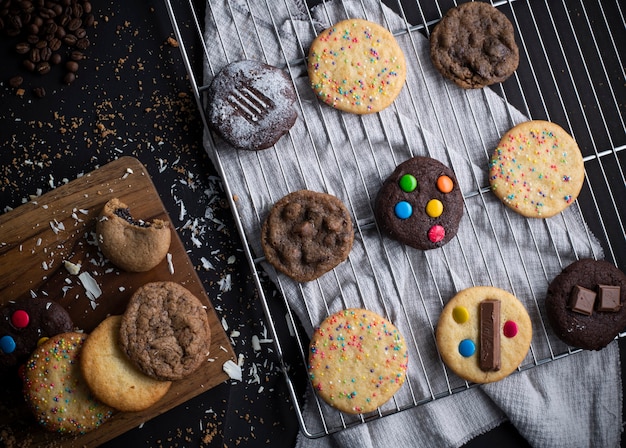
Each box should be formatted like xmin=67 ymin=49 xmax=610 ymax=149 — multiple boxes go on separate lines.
xmin=0 ymin=1 xmax=624 ymax=447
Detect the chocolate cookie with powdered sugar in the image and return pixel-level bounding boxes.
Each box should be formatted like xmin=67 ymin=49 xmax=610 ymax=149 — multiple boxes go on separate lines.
xmin=207 ymin=60 xmax=297 ymax=151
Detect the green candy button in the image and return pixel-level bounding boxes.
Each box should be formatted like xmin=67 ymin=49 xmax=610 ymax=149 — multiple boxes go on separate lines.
xmin=399 ymin=174 xmax=417 ymax=192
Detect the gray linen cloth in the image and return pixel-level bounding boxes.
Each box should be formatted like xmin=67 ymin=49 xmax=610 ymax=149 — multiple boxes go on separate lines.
xmin=202 ymin=1 xmax=622 ymax=446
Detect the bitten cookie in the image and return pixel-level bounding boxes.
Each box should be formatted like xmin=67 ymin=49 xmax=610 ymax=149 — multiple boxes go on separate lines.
xmin=436 ymin=286 xmax=532 ymax=383
xmin=489 ymin=120 xmax=585 ymax=218
xmin=308 ymin=18 xmax=406 ymax=114
xmin=119 ymin=282 xmax=211 ymax=381
xmin=261 ymin=190 xmax=354 ymax=282
xmin=545 ymin=259 xmax=626 ymax=351
xmin=374 ymin=156 xmax=464 ymax=250
xmin=0 ymin=297 xmax=73 ymax=375
xmin=80 ymin=316 xmax=172 ymax=412
xmin=430 ymin=2 xmax=519 ymax=89
xmin=23 ymin=332 xmax=114 ymax=434
xmin=308 ymin=308 xmax=408 ymax=414
xmin=96 ymin=197 xmax=171 ymax=272
xmin=207 ymin=60 xmax=297 ymax=150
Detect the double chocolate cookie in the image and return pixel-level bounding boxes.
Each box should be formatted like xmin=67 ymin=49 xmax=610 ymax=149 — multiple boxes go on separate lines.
xmin=545 ymin=259 xmax=626 ymax=350
xmin=119 ymin=282 xmax=211 ymax=381
xmin=430 ymin=2 xmax=519 ymax=89
xmin=207 ymin=60 xmax=297 ymax=150
xmin=0 ymin=297 xmax=73 ymax=375
xmin=261 ymin=190 xmax=354 ymax=282
xmin=374 ymin=156 xmax=463 ymax=250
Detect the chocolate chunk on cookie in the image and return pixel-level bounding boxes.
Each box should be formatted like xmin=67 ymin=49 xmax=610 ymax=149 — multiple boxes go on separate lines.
xmin=261 ymin=190 xmax=354 ymax=282
xmin=0 ymin=297 xmax=73 ymax=375
xmin=207 ymin=60 xmax=297 ymax=150
xmin=430 ymin=2 xmax=519 ymax=89
xmin=545 ymin=259 xmax=626 ymax=350
xmin=119 ymin=282 xmax=211 ymax=381
xmin=374 ymin=156 xmax=464 ymax=250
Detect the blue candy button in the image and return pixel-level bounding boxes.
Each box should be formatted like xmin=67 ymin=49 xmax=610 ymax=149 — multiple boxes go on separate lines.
xmin=458 ymin=339 xmax=475 ymax=357
xmin=0 ymin=335 xmax=16 ymax=354
xmin=394 ymin=201 xmax=412 ymax=219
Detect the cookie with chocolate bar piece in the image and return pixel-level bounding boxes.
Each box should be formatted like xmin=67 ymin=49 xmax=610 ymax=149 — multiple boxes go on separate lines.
xmin=207 ymin=60 xmax=297 ymax=150
xmin=545 ymin=259 xmax=626 ymax=350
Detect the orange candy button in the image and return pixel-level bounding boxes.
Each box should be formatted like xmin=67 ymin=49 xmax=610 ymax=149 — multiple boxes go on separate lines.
xmin=437 ymin=175 xmax=454 ymax=193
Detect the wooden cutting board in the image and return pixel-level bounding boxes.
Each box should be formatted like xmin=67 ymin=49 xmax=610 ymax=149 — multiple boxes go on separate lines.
xmin=0 ymin=156 xmax=236 ymax=447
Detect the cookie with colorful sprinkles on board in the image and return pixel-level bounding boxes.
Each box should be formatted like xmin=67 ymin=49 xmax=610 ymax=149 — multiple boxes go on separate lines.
xmin=435 ymin=286 xmax=532 ymax=384
xmin=307 ymin=18 xmax=406 ymax=114
xmin=489 ymin=120 xmax=585 ymax=218
xmin=374 ymin=156 xmax=464 ymax=250
xmin=22 ymin=332 xmax=114 ymax=434
xmin=308 ymin=308 xmax=408 ymax=414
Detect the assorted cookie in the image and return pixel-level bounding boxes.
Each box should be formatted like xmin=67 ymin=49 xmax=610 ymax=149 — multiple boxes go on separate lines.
xmin=261 ymin=190 xmax=354 ymax=282
xmin=429 ymin=2 xmax=519 ymax=89
xmin=436 ymin=286 xmax=532 ymax=383
xmin=374 ymin=156 xmax=463 ymax=250
xmin=96 ymin=197 xmax=172 ymax=272
xmin=80 ymin=316 xmax=172 ymax=412
xmin=489 ymin=120 xmax=585 ymax=218
xmin=23 ymin=332 xmax=114 ymax=434
xmin=207 ymin=59 xmax=298 ymax=150
xmin=0 ymin=297 xmax=74 ymax=376
xmin=119 ymin=281 xmax=211 ymax=381
xmin=545 ymin=259 xmax=626 ymax=351
xmin=308 ymin=308 xmax=408 ymax=414
xmin=308 ymin=18 xmax=406 ymax=114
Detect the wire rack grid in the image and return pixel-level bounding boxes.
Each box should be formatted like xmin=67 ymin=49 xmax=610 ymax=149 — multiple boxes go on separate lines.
xmin=165 ymin=0 xmax=626 ymax=438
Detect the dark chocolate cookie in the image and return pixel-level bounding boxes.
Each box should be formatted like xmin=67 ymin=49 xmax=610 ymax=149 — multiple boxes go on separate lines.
xmin=119 ymin=281 xmax=211 ymax=381
xmin=375 ymin=156 xmax=464 ymax=250
xmin=0 ymin=297 xmax=74 ymax=375
xmin=261 ymin=190 xmax=354 ymax=282
xmin=545 ymin=259 xmax=626 ymax=350
xmin=430 ymin=2 xmax=519 ymax=89
xmin=207 ymin=60 xmax=297 ymax=150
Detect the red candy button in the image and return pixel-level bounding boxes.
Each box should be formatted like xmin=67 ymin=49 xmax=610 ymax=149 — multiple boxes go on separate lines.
xmin=428 ymin=225 xmax=445 ymax=243
xmin=11 ymin=310 xmax=29 ymax=328
xmin=503 ymin=320 xmax=518 ymax=338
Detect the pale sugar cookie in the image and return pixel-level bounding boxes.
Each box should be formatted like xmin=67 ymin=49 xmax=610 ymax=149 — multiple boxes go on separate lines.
xmin=436 ymin=286 xmax=532 ymax=384
xmin=307 ymin=19 xmax=406 ymax=114
xmin=308 ymin=308 xmax=408 ymax=414
xmin=488 ymin=120 xmax=585 ymax=218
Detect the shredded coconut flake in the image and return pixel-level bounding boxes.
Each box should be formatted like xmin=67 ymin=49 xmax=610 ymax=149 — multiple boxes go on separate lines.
xmin=78 ymin=271 xmax=102 ymax=301
xmin=166 ymin=253 xmax=174 ymax=274
xmin=222 ymin=360 xmax=242 ymax=381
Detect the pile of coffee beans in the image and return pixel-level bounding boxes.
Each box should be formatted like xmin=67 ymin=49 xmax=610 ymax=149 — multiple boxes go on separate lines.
xmin=0 ymin=0 xmax=94 ymax=97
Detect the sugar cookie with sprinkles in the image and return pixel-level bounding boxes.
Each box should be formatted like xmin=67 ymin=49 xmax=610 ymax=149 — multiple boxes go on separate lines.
xmin=23 ymin=332 xmax=114 ymax=434
xmin=489 ymin=120 xmax=585 ymax=218
xmin=435 ymin=286 xmax=532 ymax=384
xmin=374 ymin=156 xmax=464 ymax=250
xmin=307 ymin=18 xmax=406 ymax=114
xmin=307 ymin=308 xmax=408 ymax=414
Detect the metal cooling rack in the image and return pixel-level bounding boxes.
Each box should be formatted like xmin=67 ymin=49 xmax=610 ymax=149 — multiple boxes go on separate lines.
xmin=165 ymin=0 xmax=626 ymax=438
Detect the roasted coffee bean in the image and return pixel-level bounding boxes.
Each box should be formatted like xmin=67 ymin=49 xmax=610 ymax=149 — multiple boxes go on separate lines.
xmin=51 ymin=3 xmax=62 ymax=16
xmin=48 ymin=36 xmax=60 ymax=50
xmin=58 ymin=12 xmax=69 ymax=27
xmin=40 ymin=46 xmax=52 ymax=61
xmin=63 ymin=72 xmax=75 ymax=85
xmin=35 ymin=39 xmax=47 ymax=49
xmin=83 ymin=13 xmax=93 ymax=27
xmin=22 ymin=59 xmax=35 ymax=71
xmin=29 ymin=48 xmax=40 ymax=62
xmin=63 ymin=34 xmax=77 ymax=46
xmin=71 ymin=4 xmax=82 ymax=17
xmin=27 ymin=33 xmax=39 ymax=43
xmin=42 ymin=21 xmax=56 ymax=34
xmin=35 ymin=61 xmax=50 ymax=75
xmin=27 ymin=23 xmax=38 ymax=34
xmin=74 ymin=27 xmax=85 ymax=39
xmin=33 ymin=86 xmax=46 ymax=98
xmin=50 ymin=52 xmax=61 ymax=64
xmin=70 ymin=50 xmax=83 ymax=61
xmin=55 ymin=25 xmax=65 ymax=38
xmin=65 ymin=60 xmax=78 ymax=72
xmin=8 ymin=75 xmax=23 ymax=88
xmin=38 ymin=7 xmax=54 ymax=19
xmin=15 ymin=42 xmax=30 ymax=54
xmin=83 ymin=1 xmax=92 ymax=14
xmin=67 ymin=17 xmax=80 ymax=31
xmin=75 ymin=37 xmax=89 ymax=50
xmin=33 ymin=16 xmax=43 ymax=27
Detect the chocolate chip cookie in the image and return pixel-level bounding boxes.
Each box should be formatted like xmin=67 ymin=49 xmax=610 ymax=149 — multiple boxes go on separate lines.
xmin=374 ymin=156 xmax=464 ymax=250
xmin=261 ymin=190 xmax=354 ymax=282
xmin=430 ymin=2 xmax=519 ymax=89
xmin=119 ymin=282 xmax=211 ymax=381
xmin=207 ymin=60 xmax=297 ymax=150
xmin=545 ymin=259 xmax=626 ymax=350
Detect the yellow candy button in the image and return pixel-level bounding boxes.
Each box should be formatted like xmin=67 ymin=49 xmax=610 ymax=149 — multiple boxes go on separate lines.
xmin=452 ymin=306 xmax=469 ymax=324
xmin=36 ymin=337 xmax=49 ymax=347
xmin=426 ymin=199 xmax=443 ymax=218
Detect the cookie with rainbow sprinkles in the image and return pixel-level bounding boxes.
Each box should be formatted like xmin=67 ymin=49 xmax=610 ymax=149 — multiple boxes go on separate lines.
xmin=22 ymin=332 xmax=114 ymax=434
xmin=307 ymin=18 xmax=406 ymax=114
xmin=489 ymin=120 xmax=585 ymax=218
xmin=308 ymin=308 xmax=408 ymax=414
